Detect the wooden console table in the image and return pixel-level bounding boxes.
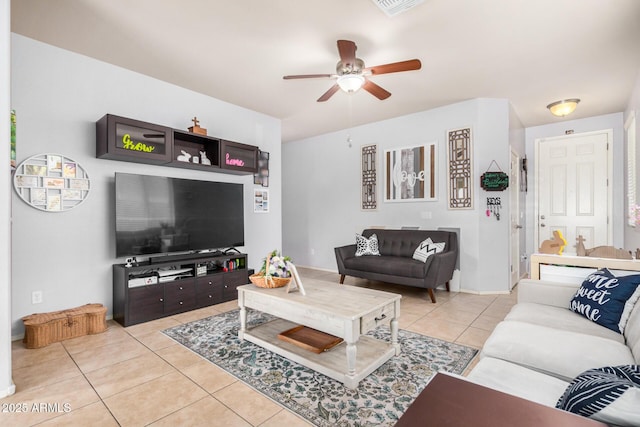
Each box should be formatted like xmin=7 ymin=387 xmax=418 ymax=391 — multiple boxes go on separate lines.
xmin=237 ymin=279 xmax=401 ymax=389
xmin=530 ymin=253 xmax=640 ymax=280
xmin=395 ymin=372 xmax=607 ymax=426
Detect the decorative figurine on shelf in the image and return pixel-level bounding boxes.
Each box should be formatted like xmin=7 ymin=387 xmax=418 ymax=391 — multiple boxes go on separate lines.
xmin=188 ymin=116 xmax=207 ymax=136
xmin=539 ymin=230 xmax=567 ymax=255
xmin=177 ymin=150 xmax=191 ymax=162
xmin=575 ymin=234 xmax=632 ymax=259
xmin=200 ymin=150 xmax=211 ymax=165
xmin=576 ymin=235 xmax=587 ymax=256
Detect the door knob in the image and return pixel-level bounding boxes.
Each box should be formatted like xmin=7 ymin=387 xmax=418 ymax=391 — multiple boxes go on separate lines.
xmin=540 ymin=223 xmax=546 ymax=227
xmin=540 ymin=215 xmax=546 ymax=220
xmin=515 ymin=224 xmax=523 ymax=229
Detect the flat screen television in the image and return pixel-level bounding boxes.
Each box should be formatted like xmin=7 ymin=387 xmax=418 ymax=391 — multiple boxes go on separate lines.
xmin=115 ymin=173 xmax=244 ymax=258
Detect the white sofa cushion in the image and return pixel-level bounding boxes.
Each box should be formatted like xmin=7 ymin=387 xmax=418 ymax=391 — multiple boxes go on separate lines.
xmin=480 ymin=321 xmax=636 ymax=381
xmin=517 ymin=279 xmax=579 ymax=308
xmin=467 ymin=357 xmax=568 ymax=407
xmin=624 ymin=300 xmax=640 ymax=364
xmin=505 ymin=303 xmax=625 ymax=343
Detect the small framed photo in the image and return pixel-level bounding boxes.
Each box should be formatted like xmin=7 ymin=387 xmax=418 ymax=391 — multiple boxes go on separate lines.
xmin=69 ymin=179 xmax=89 ymax=190
xmin=47 ymin=155 xmax=62 ymax=173
xmin=254 ymin=189 xmax=269 ymax=213
xmin=43 ymin=177 xmax=65 ymax=189
xmin=62 ymin=189 xmax=82 ymax=200
xmin=30 ymin=188 xmax=46 ymax=205
xmin=25 ymin=164 xmax=47 ymax=176
xmin=16 ymin=175 xmax=38 ymax=187
xmin=63 ymin=162 xmax=77 ymax=178
xmin=47 ymin=194 xmax=61 ymax=211
xmin=285 ymin=262 xmax=306 ymax=295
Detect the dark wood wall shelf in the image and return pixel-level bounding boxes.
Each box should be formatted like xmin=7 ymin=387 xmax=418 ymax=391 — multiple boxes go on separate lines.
xmin=113 ymin=253 xmax=248 ymax=327
xmin=97 ymin=114 xmax=258 ymax=175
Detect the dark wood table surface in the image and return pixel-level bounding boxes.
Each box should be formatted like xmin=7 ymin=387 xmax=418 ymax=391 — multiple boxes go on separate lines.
xmin=394 ymin=372 xmax=608 ymax=427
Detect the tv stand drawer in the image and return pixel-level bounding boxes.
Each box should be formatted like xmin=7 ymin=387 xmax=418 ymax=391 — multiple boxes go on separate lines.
xmin=164 ymin=280 xmax=196 ymax=313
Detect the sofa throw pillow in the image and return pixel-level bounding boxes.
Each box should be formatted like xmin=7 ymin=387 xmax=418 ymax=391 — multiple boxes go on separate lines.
xmin=412 ymin=238 xmax=446 ymax=263
xmin=569 ymin=268 xmax=640 ymax=334
xmin=355 ymin=233 xmax=380 ymax=257
xmin=556 ymin=365 xmax=640 ymax=426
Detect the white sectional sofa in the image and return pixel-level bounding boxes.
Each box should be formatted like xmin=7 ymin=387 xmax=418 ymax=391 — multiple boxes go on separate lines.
xmin=467 ymin=277 xmax=640 ymax=426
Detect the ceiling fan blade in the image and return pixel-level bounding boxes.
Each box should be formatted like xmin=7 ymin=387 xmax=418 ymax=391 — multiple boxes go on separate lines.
xmin=365 ymin=59 xmax=422 ymax=75
xmin=317 ymin=84 xmax=340 ymax=102
xmin=283 ymin=74 xmax=333 ymax=80
xmin=337 ymin=40 xmax=357 ymax=66
xmin=363 ymin=80 xmax=391 ymax=100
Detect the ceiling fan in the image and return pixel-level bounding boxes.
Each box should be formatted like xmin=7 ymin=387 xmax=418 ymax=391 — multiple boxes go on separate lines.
xmin=283 ymin=40 xmax=422 ymax=102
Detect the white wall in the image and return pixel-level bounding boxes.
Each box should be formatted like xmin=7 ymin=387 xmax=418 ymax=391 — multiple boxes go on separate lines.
xmin=524 ymin=113 xmax=625 ymax=258
xmin=282 ymin=98 xmax=513 ymax=294
xmin=1 ymin=0 xmax=15 ymax=398
xmin=624 ymin=70 xmax=640 ymax=250
xmin=10 ymin=34 xmax=282 ymax=337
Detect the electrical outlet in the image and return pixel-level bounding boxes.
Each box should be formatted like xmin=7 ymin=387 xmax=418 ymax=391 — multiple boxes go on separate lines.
xmin=32 ymin=291 xmax=43 ymax=304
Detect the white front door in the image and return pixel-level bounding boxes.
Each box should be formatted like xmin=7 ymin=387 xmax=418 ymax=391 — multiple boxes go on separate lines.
xmin=509 ymin=150 xmax=521 ymax=289
xmin=535 ymin=131 xmax=612 ymax=253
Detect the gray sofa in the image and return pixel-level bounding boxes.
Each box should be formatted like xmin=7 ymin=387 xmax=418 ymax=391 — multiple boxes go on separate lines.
xmin=334 ymin=229 xmax=458 ymax=303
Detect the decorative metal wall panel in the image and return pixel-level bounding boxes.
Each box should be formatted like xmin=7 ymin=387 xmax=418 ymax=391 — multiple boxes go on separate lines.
xmin=447 ymin=128 xmax=473 ymax=209
xmin=361 ymin=144 xmax=377 ymax=210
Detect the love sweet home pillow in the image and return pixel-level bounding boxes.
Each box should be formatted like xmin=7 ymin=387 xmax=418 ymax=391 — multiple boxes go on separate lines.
xmin=355 ymin=233 xmax=380 ymax=257
xmin=569 ymin=268 xmax=640 ymax=334
xmin=412 ymin=238 xmax=446 ymax=263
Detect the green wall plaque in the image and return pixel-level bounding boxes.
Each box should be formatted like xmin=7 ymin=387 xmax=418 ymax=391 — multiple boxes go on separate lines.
xmin=481 ymin=172 xmax=509 ymax=191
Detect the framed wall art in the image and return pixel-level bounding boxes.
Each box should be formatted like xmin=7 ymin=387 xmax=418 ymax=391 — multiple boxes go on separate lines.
xmin=254 ymin=189 xmax=269 ymax=213
xmin=254 ymin=150 xmax=269 ymax=187
xmin=384 ymin=142 xmax=437 ymax=202
xmin=447 ymin=127 xmax=473 ymax=209
xmin=361 ymin=144 xmax=377 ymax=210
xmin=13 ymin=153 xmax=90 ymax=212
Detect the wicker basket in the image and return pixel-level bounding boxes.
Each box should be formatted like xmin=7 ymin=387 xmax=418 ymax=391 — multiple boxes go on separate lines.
xmin=249 ymin=272 xmax=291 ymax=288
xmin=22 ymin=303 xmax=107 ymax=349
xmin=250 ymin=253 xmax=291 ymax=288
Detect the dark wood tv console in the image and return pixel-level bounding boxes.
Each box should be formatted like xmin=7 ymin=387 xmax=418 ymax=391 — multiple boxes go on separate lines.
xmin=112 ymin=253 xmax=248 ymax=327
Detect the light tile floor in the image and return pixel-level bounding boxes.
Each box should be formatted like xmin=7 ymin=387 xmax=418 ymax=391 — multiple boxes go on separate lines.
xmin=2 ymin=268 xmax=516 ymax=426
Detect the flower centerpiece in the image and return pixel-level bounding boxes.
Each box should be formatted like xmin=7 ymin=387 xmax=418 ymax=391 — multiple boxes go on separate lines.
xmin=249 ymin=249 xmax=293 ymax=288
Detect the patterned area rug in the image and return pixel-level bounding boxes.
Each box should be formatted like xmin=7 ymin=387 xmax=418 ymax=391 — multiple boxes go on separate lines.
xmin=163 ymin=309 xmax=478 ymax=426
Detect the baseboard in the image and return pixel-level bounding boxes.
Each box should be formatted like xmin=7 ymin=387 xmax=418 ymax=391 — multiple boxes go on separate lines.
xmin=293 ymin=265 xmax=337 ymax=274
xmin=457 ymin=289 xmax=512 ymax=296
xmin=0 ymin=381 xmax=16 ymax=398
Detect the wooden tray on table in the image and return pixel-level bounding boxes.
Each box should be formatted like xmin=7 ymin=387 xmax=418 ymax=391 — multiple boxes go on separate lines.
xmin=278 ymin=325 xmax=343 ymax=354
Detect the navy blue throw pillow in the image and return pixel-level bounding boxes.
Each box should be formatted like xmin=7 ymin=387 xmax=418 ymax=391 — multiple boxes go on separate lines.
xmin=569 ymin=269 xmax=640 ymax=334
xmin=556 ymin=365 xmax=640 ymax=425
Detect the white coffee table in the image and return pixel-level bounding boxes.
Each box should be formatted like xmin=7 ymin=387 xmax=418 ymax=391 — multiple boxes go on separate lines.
xmin=237 ymin=279 xmax=401 ymax=389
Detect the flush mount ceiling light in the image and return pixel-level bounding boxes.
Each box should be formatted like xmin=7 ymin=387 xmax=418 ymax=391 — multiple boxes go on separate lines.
xmin=337 ymin=74 xmax=365 ymax=93
xmin=547 ymin=99 xmax=581 ymax=117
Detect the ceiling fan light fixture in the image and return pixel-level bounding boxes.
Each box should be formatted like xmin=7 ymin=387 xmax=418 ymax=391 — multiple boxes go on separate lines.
xmin=547 ymin=98 xmax=580 ymax=117
xmin=337 ymin=74 xmax=365 ymax=93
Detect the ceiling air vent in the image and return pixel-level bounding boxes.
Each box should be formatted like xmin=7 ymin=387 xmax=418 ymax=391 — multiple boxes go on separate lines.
xmin=371 ymin=0 xmax=425 ymax=17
